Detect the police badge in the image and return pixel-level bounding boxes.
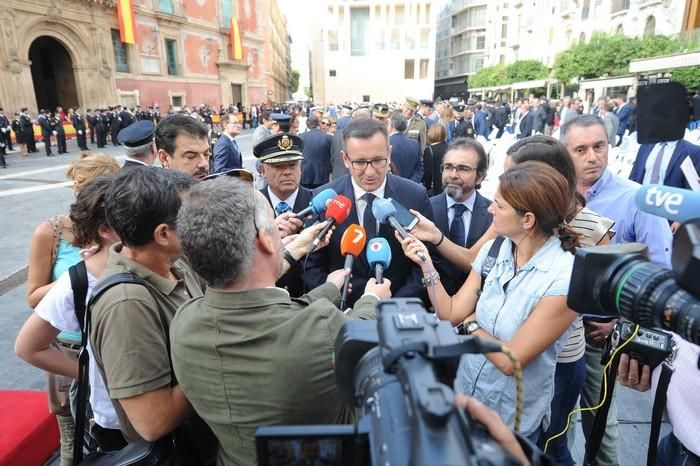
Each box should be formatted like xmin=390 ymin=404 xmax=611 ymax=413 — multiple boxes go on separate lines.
xmin=277 ymin=135 xmax=293 ymax=151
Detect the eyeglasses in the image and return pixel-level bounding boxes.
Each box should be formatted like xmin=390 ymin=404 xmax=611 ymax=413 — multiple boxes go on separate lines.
xmin=440 ymin=163 xmax=476 ymax=175
xmin=347 ymin=157 xmax=389 ymax=170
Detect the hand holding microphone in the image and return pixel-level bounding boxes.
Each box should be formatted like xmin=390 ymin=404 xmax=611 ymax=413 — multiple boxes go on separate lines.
xmin=366 ymin=238 xmax=391 ymax=284
xmin=307 ymin=195 xmax=351 ymax=254
xmin=372 ymin=198 xmax=427 ymax=262
xmin=338 ymin=224 xmax=367 ymax=309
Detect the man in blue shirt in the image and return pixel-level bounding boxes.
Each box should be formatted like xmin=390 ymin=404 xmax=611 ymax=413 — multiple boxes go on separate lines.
xmin=561 ymin=114 xmax=673 ymax=466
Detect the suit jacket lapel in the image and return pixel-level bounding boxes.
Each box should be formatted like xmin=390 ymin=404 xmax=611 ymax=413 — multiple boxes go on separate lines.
xmin=664 ymin=141 xmax=685 ymax=183
xmin=436 ymin=193 xmax=449 ymax=233
xmin=467 ymin=192 xmax=487 ymax=247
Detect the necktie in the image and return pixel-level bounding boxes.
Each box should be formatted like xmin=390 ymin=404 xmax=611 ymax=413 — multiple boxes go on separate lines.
xmin=449 ymin=204 xmax=467 ymax=247
xmin=363 ymin=193 xmax=377 ymax=238
xmin=650 ymin=143 xmax=667 ymax=184
xmin=275 ymin=201 xmax=290 ymax=217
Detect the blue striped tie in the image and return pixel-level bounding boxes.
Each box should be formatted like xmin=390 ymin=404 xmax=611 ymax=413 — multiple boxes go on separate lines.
xmin=275 ymin=201 xmax=291 ymax=217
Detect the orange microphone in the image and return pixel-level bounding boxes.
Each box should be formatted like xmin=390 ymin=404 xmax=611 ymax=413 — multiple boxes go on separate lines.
xmin=339 ymin=224 xmax=367 ymax=309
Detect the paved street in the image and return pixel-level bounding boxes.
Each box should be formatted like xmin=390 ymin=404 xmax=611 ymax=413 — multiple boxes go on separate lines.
xmin=0 ymin=131 xmax=664 ymax=465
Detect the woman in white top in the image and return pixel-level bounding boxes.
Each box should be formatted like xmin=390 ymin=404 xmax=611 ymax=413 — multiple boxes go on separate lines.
xmin=15 ymin=174 xmax=126 ymax=452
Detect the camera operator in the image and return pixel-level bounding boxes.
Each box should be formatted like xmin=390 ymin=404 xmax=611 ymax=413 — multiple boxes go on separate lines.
xmin=169 ymin=176 xmax=392 ymax=465
xmin=617 ymin=337 xmax=700 ymax=466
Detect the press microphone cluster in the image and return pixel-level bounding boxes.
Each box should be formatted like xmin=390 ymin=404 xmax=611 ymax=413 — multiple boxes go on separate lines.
xmin=635 ymin=184 xmax=700 ymax=223
xmin=339 ymin=224 xmax=367 ymax=309
xmin=295 ymin=188 xmax=337 ymax=220
xmin=366 ymin=238 xmax=392 ymax=284
xmin=307 ymin=195 xmax=352 ymax=254
xmin=372 ymin=198 xmax=427 ymax=262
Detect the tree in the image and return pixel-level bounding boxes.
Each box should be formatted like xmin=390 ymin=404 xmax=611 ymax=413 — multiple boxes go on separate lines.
xmin=469 ymin=64 xmax=508 ymax=88
xmin=554 ymin=32 xmax=638 ymax=83
xmin=303 ymin=86 xmax=312 ymax=100
xmin=506 ymin=60 xmax=548 ymax=83
xmin=672 ymin=67 xmax=700 ymax=91
xmin=289 ymin=69 xmax=300 ymax=95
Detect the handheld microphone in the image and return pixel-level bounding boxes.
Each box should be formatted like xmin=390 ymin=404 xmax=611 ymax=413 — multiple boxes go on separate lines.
xmin=634 ymin=184 xmax=700 ymax=223
xmin=295 ymin=188 xmax=337 ymax=220
xmin=307 ymin=195 xmax=352 ymax=253
xmin=339 ymin=224 xmax=367 ymax=309
xmin=366 ymin=238 xmax=391 ymax=284
xmin=372 ymin=198 xmax=427 ymax=261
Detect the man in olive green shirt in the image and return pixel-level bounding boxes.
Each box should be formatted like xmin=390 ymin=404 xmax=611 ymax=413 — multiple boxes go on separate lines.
xmin=89 ymin=168 xmax=203 ymax=444
xmin=171 ymin=163 xmax=392 ymax=465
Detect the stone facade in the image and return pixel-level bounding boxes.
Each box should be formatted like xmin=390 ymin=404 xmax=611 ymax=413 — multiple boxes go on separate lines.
xmin=0 ymin=0 xmax=290 ymax=114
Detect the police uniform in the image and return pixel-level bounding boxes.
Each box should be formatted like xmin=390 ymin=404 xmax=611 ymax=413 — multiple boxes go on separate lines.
xmin=372 ymin=103 xmax=390 ymax=122
xmin=38 ymin=111 xmax=53 ymax=156
xmin=20 ymin=110 xmax=38 ymax=152
xmin=404 ymin=97 xmax=427 ymax=154
xmin=118 ymin=120 xmax=156 ymax=168
xmin=420 ymin=99 xmax=439 ymax=129
xmin=254 ymin=133 xmax=313 ymax=298
xmin=94 ymin=110 xmax=107 ymax=148
xmin=50 ymin=112 xmax=67 ymax=154
xmin=451 ymin=104 xmax=474 ymax=139
xmin=71 ymin=109 xmax=88 ymax=150
xmin=0 ymin=109 xmax=8 ymax=166
xmin=86 ymin=110 xmax=96 ymax=144
xmin=109 ymin=108 xmax=121 ymax=146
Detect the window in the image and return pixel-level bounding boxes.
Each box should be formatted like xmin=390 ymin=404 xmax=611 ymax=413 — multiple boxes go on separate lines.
xmin=419 ymin=59 xmax=429 ymax=79
xmin=159 ymin=0 xmax=174 ymax=14
xmin=171 ymin=95 xmax=183 ymax=107
xmin=220 ymin=0 xmax=233 ymax=29
xmin=476 ymin=36 xmax=486 ymax=49
xmin=363 ymin=95 xmax=370 ymax=102
xmin=644 ymin=16 xmax=656 ymax=36
xmin=328 ymin=30 xmax=339 ymax=51
xmin=404 ymin=59 xmax=414 ymax=79
xmin=582 ymin=0 xmax=590 ymax=20
xmin=350 ymin=7 xmax=370 ymax=56
xmin=165 ymin=38 xmax=178 ymax=75
xmin=501 ymin=23 xmax=508 ymax=39
xmin=611 ymin=0 xmax=631 ymax=13
xmin=329 ymin=69 xmax=337 ymax=77
xmin=111 ymin=29 xmax=129 ymax=73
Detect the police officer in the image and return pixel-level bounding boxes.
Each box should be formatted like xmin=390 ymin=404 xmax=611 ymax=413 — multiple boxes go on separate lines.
xmin=38 ymin=109 xmax=53 ymax=156
xmin=50 ymin=110 xmax=67 ymax=154
xmin=109 ymin=106 xmax=121 ymax=145
xmin=0 ymin=108 xmax=8 ymax=167
xmin=86 ymin=109 xmax=96 ymax=145
xmin=119 ymin=119 xmax=157 ymax=168
xmin=452 ymin=104 xmax=474 ymax=139
xmin=200 ymin=105 xmax=213 ymax=126
xmin=72 ymin=107 xmax=88 ymax=150
xmin=94 ymin=109 xmax=107 ymax=148
xmin=403 ymin=97 xmax=427 ymax=154
xmin=153 ymin=106 xmax=161 ymax=123
xmin=120 ymin=106 xmax=134 ymax=131
xmin=419 ymin=99 xmax=439 ymax=129
xmin=20 ymin=108 xmax=38 ymax=153
xmin=0 ymin=107 xmax=13 ymax=152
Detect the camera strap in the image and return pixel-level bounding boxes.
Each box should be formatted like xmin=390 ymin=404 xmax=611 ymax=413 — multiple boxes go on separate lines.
xmin=585 ymin=352 xmax=620 ymax=465
xmin=647 ymin=360 xmax=674 ymax=466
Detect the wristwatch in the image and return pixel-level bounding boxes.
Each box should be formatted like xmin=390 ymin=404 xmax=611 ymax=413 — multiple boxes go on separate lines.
xmin=464 ymin=320 xmax=480 ymax=335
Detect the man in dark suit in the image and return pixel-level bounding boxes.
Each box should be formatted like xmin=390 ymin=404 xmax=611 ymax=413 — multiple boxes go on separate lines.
xmin=614 ymin=94 xmax=632 ymax=146
xmin=451 ymin=105 xmax=473 ymax=139
xmin=629 ymin=139 xmax=700 ymax=189
xmin=256 ymin=133 xmax=313 ymax=297
xmin=213 ymin=112 xmax=243 ymax=172
xmin=109 ymin=106 xmax=121 ymax=146
xmin=37 ymin=110 xmax=53 ymax=156
xmin=86 ymin=109 xmax=96 ymax=145
xmin=71 ymin=108 xmax=89 ymax=150
xmin=304 ymin=118 xmax=434 ymax=307
xmin=300 ymin=115 xmax=333 ymax=189
xmin=119 ymin=120 xmax=157 ymax=168
xmin=429 ymin=138 xmax=492 ymax=295
xmin=516 ymin=103 xmax=534 ymax=139
xmin=387 ymin=111 xmax=423 ymax=183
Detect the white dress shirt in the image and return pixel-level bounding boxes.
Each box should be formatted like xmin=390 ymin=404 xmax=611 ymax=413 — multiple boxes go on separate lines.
xmin=350 ymin=177 xmax=387 ymax=230
xmin=268 ymin=187 xmax=299 ymax=215
xmin=446 ymin=191 xmax=476 ymax=241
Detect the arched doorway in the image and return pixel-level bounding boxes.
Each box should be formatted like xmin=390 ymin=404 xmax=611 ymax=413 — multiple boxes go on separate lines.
xmin=29 ymin=36 xmax=79 ymax=111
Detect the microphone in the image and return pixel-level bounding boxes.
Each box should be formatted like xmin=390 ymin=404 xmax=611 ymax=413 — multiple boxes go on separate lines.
xmin=339 ymin=224 xmax=367 ymax=309
xmin=366 ymin=237 xmax=391 ymax=284
xmin=295 ymin=188 xmax=337 ymax=220
xmin=635 ymin=185 xmax=700 ymax=223
xmin=372 ymin=198 xmax=427 ymax=261
xmin=307 ymin=195 xmax=352 ymax=253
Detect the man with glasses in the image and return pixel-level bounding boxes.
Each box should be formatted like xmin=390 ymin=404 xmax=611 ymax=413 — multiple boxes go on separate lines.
xmin=305 ymin=118 xmax=434 ymax=307
xmin=428 ymin=138 xmax=492 ymax=295
xmin=300 ymin=115 xmax=333 ymax=189
xmin=213 ymin=112 xmax=243 ymax=173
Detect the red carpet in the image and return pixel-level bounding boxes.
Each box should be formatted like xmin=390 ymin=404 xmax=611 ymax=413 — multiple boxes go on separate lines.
xmin=0 ymin=391 xmax=59 ymax=466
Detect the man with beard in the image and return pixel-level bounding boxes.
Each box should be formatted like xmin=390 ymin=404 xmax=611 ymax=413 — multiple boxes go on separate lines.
xmin=156 ymin=114 xmax=211 ymax=181
xmin=427 ymin=138 xmax=492 ymax=295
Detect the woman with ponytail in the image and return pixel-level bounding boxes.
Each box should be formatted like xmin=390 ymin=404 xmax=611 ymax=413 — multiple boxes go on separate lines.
xmin=399 ymin=161 xmax=580 ymax=443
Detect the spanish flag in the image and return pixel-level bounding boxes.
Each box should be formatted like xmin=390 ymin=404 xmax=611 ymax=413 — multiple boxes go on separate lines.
xmin=230 ymin=18 xmax=243 ymax=60
xmin=117 ymin=0 xmax=136 ymax=44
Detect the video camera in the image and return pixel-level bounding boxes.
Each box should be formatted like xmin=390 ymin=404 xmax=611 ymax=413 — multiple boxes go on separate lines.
xmin=567 ymin=187 xmax=700 ymax=347
xmin=256 ymin=299 xmax=526 ymax=466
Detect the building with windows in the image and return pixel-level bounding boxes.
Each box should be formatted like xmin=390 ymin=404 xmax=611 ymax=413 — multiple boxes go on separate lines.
xmin=435 ymin=0 xmax=699 ymax=99
xmin=0 ymin=0 xmax=291 ymax=114
xmin=310 ymin=0 xmax=436 ymax=104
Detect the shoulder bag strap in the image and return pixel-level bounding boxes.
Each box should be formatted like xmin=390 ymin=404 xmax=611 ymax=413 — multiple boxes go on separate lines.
xmin=480 ymin=236 xmax=505 ymax=292
xmin=647 ymin=364 xmax=673 ymax=466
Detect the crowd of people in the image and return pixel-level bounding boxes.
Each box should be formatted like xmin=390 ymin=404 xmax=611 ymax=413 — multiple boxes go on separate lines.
xmin=10 ymin=85 xmax=700 ymax=466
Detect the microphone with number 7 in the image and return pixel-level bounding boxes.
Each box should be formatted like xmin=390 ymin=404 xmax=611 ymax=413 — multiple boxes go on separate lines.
xmin=294 ymin=188 xmax=337 ymax=220
xmin=366 ymin=238 xmax=391 ymax=284
xmin=372 ymin=197 xmax=427 ymax=261
xmin=307 ymin=195 xmax=352 ymax=254
xmin=339 ymin=224 xmax=367 ymax=310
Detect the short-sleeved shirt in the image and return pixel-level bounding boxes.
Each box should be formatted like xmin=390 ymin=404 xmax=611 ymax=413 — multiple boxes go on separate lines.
xmin=35 ymin=270 xmax=119 ymax=429
xmin=170 ymin=283 xmax=378 ymax=466
xmin=454 ymin=235 xmax=574 ymax=436
xmin=89 ymin=244 xmax=203 ymax=442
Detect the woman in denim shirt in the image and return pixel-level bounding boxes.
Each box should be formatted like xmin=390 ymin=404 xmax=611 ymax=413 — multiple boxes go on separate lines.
xmin=400 ymin=161 xmax=579 ymax=441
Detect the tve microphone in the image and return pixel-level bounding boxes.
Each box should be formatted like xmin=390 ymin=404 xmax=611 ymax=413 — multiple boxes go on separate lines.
xmin=339 ymin=224 xmax=367 ymax=309
xmin=295 ymin=188 xmax=337 ymax=219
xmin=635 ymin=185 xmax=700 ymax=223
xmin=372 ymin=198 xmax=427 ymax=261
xmin=366 ymin=238 xmax=391 ymax=284
xmin=307 ymin=195 xmax=352 ymax=253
